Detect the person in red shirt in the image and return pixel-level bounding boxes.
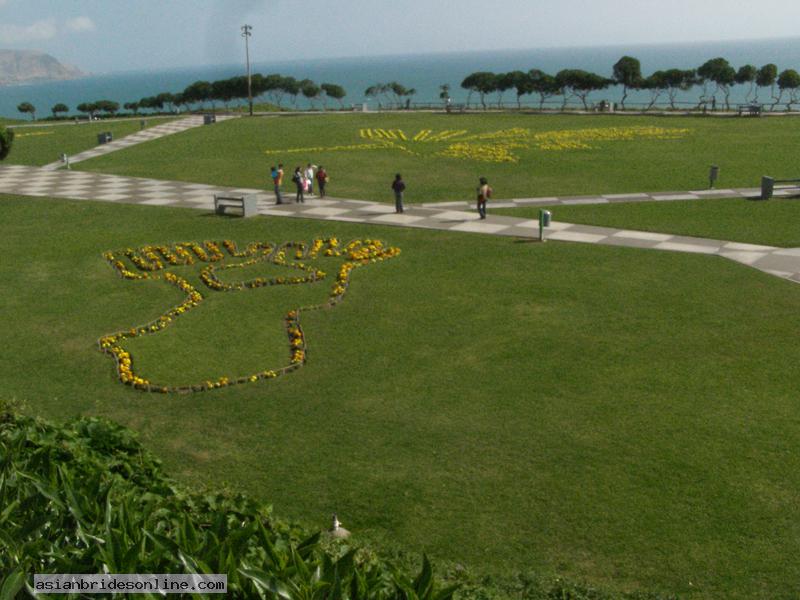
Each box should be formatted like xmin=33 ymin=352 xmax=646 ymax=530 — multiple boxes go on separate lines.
xmin=316 ymin=166 xmax=328 ymax=198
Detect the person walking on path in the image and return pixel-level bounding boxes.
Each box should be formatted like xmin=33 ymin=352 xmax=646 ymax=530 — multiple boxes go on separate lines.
xmin=391 ymin=173 xmax=406 ymax=213
xmin=272 ymin=163 xmax=284 ymax=205
xmin=305 ymin=163 xmax=316 ymax=196
xmin=476 ymin=176 xmax=492 ymax=219
xmin=316 ymin=166 xmax=328 ymax=198
xmin=292 ymin=166 xmax=305 ymax=203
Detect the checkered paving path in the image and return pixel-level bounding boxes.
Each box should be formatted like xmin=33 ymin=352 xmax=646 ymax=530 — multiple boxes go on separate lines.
xmin=41 ymin=115 xmax=239 ymax=171
xmin=422 ymin=187 xmax=774 ymax=209
xmin=3 ymin=162 xmax=800 ymax=284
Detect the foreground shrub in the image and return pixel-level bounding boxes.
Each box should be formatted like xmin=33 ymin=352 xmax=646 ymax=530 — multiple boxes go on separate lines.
xmin=0 ymin=402 xmax=456 ymax=599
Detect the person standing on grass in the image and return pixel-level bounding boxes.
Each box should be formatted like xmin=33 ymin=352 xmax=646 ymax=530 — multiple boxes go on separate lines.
xmin=305 ymin=163 xmax=316 ymax=196
xmin=476 ymin=176 xmax=492 ymax=219
xmin=273 ymin=163 xmax=284 ymax=205
xmin=292 ymin=166 xmax=305 ymax=203
xmin=316 ymin=166 xmax=328 ymax=198
xmin=391 ymin=173 xmax=406 ymax=213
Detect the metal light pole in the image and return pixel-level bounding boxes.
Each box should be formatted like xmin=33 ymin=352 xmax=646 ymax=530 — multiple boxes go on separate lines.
xmin=241 ymin=24 xmax=253 ymax=116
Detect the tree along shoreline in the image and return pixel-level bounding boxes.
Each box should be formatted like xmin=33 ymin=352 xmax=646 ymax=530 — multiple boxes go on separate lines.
xmin=12 ymin=55 xmax=800 ymax=122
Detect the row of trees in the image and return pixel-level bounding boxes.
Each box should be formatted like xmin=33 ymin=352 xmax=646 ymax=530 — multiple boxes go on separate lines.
xmin=459 ymin=57 xmax=800 ymax=111
xmin=364 ymin=82 xmax=417 ymax=106
xmin=17 ymin=100 xmax=127 ymax=121
xmin=126 ymin=74 xmax=348 ymax=113
xmin=14 ymin=74 xmax=350 ymax=121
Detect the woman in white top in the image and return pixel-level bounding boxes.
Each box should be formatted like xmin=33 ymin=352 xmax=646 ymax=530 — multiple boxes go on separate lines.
xmin=305 ymin=163 xmax=316 ymax=196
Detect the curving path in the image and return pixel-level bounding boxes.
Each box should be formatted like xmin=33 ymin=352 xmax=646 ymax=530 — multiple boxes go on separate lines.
xmin=40 ymin=115 xmax=239 ymax=171
xmin=2 ymin=162 xmax=800 ymax=284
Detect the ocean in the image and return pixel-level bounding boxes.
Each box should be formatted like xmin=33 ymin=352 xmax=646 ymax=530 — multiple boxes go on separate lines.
xmin=3 ymin=36 xmax=800 ymax=118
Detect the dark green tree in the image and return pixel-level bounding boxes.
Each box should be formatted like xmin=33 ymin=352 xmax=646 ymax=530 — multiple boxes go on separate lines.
xmin=156 ymin=92 xmax=175 ymax=112
xmin=95 ymin=100 xmax=120 ymax=115
xmin=555 ymin=70 xmax=609 ymax=110
xmin=281 ymin=76 xmax=301 ymax=107
xmin=301 ymin=79 xmax=322 ymax=109
xmin=123 ymin=101 xmax=140 ymax=115
xmin=211 ymin=79 xmax=236 ymax=109
xmin=528 ymin=69 xmax=559 ymax=110
xmin=735 ymin=64 xmax=758 ymax=102
xmin=17 ymin=102 xmax=36 ymax=121
xmin=461 ymin=72 xmax=497 ymax=109
xmin=494 ymin=72 xmax=517 ymax=108
xmin=612 ymin=56 xmax=642 ymax=109
xmin=641 ymin=72 xmax=668 ymax=111
xmin=777 ymin=69 xmax=800 ymax=110
xmin=508 ymin=71 xmax=533 ymax=108
xmin=320 ymin=83 xmax=346 ymax=109
xmin=658 ymin=69 xmax=696 ymax=109
xmin=138 ymin=96 xmax=163 ymax=112
xmin=76 ymin=102 xmax=98 ymax=119
xmin=697 ymin=58 xmax=736 ymax=109
xmin=51 ymin=103 xmax=69 ymax=118
xmin=182 ymin=80 xmax=212 ymax=109
xmin=756 ymin=64 xmax=779 ymax=109
xmin=172 ymin=93 xmax=186 ymax=113
xmin=262 ymin=74 xmax=287 ymax=107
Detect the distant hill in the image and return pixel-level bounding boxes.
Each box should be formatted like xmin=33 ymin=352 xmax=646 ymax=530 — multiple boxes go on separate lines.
xmin=0 ymin=49 xmax=85 ymax=85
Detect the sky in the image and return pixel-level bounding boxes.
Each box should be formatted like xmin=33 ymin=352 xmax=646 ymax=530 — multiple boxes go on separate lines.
xmin=3 ymin=0 xmax=800 ymax=73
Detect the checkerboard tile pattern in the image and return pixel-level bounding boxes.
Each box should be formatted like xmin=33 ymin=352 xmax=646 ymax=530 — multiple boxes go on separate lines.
xmin=3 ymin=162 xmax=800 ymax=284
xmin=41 ymin=115 xmax=239 ymax=170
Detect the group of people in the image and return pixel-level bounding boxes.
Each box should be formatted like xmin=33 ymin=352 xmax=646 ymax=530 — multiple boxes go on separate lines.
xmin=270 ymin=164 xmax=493 ymax=219
xmin=271 ymin=163 xmax=329 ymax=204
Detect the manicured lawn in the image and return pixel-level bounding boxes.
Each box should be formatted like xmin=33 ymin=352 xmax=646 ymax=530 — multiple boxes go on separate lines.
xmin=72 ymin=112 xmax=800 ymax=203
xmin=495 ymin=196 xmax=800 ymax=247
xmin=3 ymin=194 xmax=800 ymax=598
xmin=4 ymin=116 xmax=177 ymax=166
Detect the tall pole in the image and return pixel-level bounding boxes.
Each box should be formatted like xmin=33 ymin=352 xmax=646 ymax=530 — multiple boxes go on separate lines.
xmin=241 ymin=24 xmax=253 ymax=116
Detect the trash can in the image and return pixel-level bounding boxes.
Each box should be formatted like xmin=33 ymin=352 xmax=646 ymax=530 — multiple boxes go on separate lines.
xmin=761 ymin=176 xmax=774 ymax=200
xmin=203 ymin=114 xmax=216 ymax=125
xmin=97 ymin=132 xmax=112 ymax=144
xmin=709 ymin=165 xmax=719 ymax=188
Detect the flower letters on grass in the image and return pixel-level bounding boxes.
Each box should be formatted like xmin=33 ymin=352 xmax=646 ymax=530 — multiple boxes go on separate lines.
xmin=264 ymin=126 xmax=691 ymax=164
xmin=99 ymin=238 xmax=400 ymax=393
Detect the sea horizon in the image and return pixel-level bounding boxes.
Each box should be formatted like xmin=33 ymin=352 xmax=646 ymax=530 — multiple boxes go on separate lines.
xmin=4 ymin=35 xmax=800 ymax=118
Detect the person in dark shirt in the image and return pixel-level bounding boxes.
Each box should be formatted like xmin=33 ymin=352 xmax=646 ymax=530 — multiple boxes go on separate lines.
xmin=292 ymin=166 xmax=305 ymax=203
xmin=391 ymin=173 xmax=406 ymax=213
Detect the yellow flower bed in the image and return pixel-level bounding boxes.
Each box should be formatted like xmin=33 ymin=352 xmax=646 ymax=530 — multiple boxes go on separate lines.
xmin=265 ymin=141 xmax=394 ymax=155
xmin=437 ymin=142 xmax=526 ymax=163
xmin=263 ymin=126 xmax=691 ymax=164
xmin=14 ymin=131 xmax=55 ymax=138
xmin=99 ymin=237 xmax=400 ymax=394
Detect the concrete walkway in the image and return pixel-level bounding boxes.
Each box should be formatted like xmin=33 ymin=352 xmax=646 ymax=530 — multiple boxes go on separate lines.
xmin=40 ymin=115 xmax=239 ymax=171
xmin=2 ymin=162 xmax=800 ymax=284
xmin=421 ymin=187 xmax=776 ymax=210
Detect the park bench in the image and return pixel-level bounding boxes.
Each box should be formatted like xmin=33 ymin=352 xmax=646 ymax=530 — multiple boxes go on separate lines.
xmin=213 ymin=193 xmax=258 ymax=217
xmin=737 ymin=103 xmax=762 ymax=116
xmin=445 ymin=103 xmax=466 ymax=113
xmin=760 ymin=176 xmax=800 ymax=200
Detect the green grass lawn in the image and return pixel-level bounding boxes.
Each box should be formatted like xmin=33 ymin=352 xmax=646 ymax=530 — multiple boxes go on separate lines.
xmin=495 ymin=196 xmax=800 ymax=247
xmin=71 ymin=112 xmax=800 ymax=203
xmin=4 ymin=116 xmax=177 ymax=166
xmin=3 ymin=194 xmax=800 ymax=599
